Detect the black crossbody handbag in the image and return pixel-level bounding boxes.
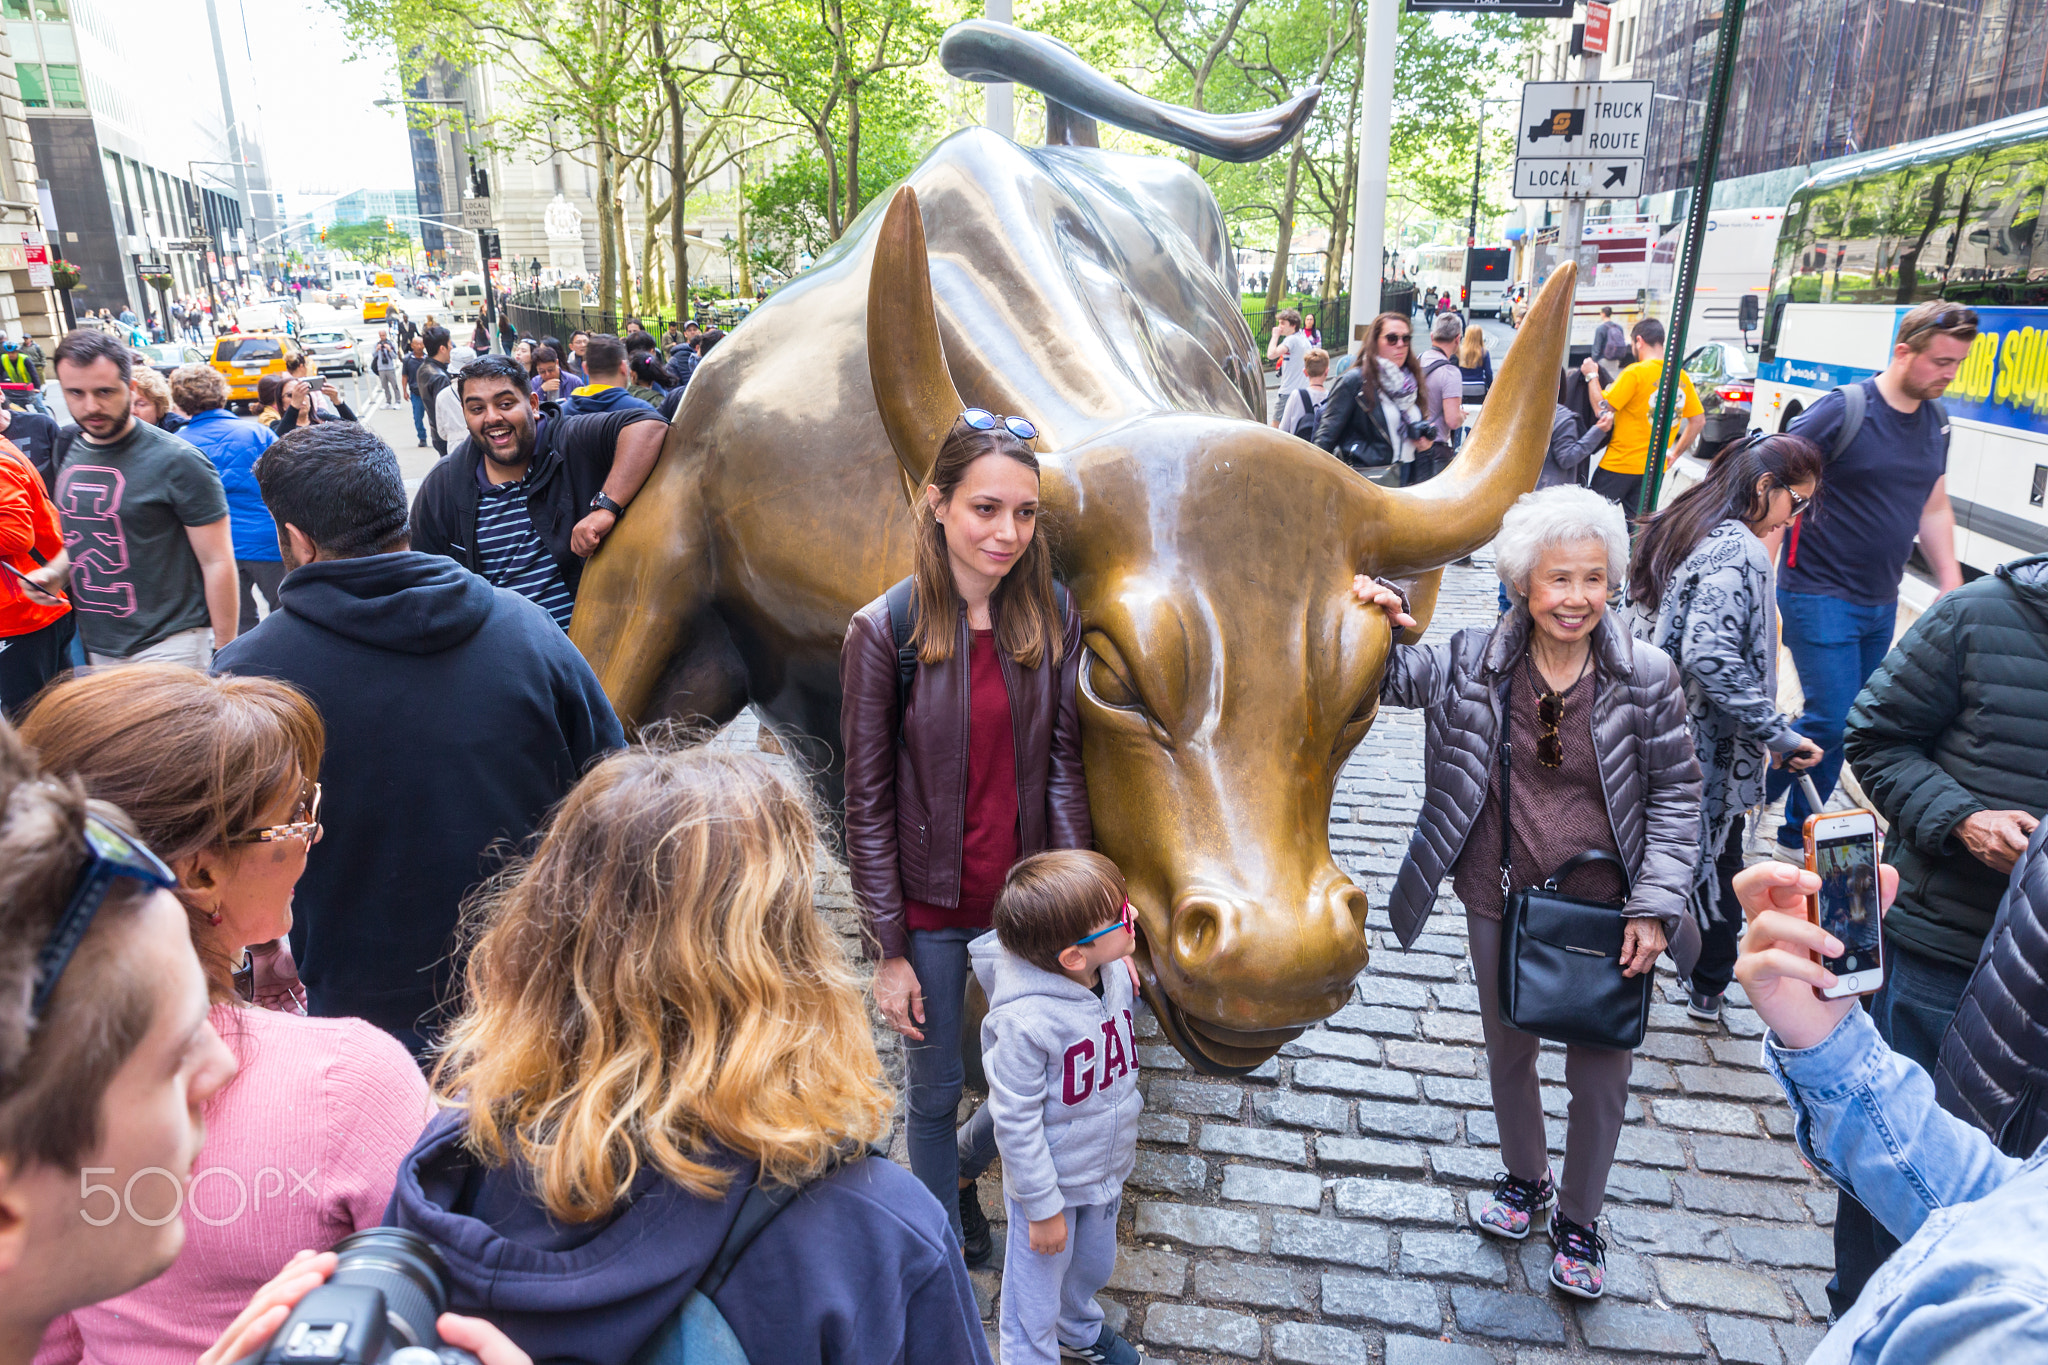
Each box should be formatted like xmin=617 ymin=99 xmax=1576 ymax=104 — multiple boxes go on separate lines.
xmin=1495 ymin=737 xmax=1653 ymax=1052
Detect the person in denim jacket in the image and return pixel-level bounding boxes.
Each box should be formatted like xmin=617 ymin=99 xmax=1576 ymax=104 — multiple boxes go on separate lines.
xmin=1733 ymin=858 xmax=2048 ymax=1361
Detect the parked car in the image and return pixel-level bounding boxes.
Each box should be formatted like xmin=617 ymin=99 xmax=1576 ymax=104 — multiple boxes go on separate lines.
xmin=210 ymin=332 xmax=304 ymax=411
xmin=302 ymin=329 xmax=364 ymax=376
xmin=1681 ymin=341 xmax=1757 ymax=459
xmin=134 ymin=342 xmax=208 ymax=378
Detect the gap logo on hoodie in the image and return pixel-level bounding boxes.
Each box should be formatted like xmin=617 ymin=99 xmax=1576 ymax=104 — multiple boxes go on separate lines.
xmin=1062 ymin=1008 xmax=1135 ymax=1105
xmin=973 ymin=929 xmax=1143 ymax=1224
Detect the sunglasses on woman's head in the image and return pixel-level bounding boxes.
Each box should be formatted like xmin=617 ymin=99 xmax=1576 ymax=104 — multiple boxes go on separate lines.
xmin=960 ymin=408 xmax=1039 ymax=441
xmin=31 ymin=814 xmax=178 ymax=1023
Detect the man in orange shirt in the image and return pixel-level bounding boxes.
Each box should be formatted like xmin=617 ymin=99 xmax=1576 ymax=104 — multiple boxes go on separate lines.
xmin=0 ymin=427 xmax=71 ymax=713
xmin=1584 ymin=317 xmax=1704 ymax=511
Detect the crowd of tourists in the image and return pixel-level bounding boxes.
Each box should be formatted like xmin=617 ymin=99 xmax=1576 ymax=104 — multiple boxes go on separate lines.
xmin=0 ymin=296 xmax=2044 ymax=1363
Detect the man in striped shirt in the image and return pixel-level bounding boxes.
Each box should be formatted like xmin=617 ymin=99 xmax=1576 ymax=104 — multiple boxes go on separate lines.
xmin=408 ymin=355 xmax=666 ymax=629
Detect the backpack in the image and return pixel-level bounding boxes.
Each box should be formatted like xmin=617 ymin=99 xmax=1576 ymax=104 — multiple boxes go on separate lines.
xmin=628 ymin=1146 xmax=887 ymax=1365
xmin=1288 ymin=385 xmax=1327 ymax=443
xmin=884 ymin=574 xmax=1072 ymax=733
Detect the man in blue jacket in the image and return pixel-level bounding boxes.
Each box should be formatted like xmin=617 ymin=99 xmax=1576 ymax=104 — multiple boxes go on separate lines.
xmin=171 ymin=364 xmax=283 ymax=632
xmin=214 ymin=421 xmax=624 ymax=1054
xmin=556 ymin=333 xmax=656 ymax=417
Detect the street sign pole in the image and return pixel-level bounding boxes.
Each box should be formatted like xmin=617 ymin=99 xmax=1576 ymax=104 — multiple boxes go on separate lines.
xmin=1556 ymin=50 xmax=1601 ymax=356
xmin=1639 ymin=0 xmax=1750 ymax=518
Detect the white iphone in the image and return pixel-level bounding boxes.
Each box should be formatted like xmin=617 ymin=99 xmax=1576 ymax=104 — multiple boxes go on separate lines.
xmin=1805 ymin=807 xmax=1884 ymax=999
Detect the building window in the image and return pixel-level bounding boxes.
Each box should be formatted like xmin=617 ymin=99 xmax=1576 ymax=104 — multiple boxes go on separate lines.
xmin=2 ymin=0 xmax=68 ymax=18
xmin=14 ymin=61 xmax=45 ymax=107
xmin=45 ymin=62 xmax=80 ymax=106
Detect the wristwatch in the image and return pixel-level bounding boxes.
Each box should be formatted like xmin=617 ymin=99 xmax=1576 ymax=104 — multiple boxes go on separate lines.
xmin=588 ymin=491 xmax=625 ymax=517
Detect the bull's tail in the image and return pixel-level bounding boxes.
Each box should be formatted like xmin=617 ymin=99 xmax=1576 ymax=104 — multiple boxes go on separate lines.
xmin=939 ymin=19 xmax=1318 ymax=162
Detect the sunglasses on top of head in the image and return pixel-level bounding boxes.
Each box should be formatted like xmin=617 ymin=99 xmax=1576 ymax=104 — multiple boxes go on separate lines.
xmin=960 ymin=408 xmax=1039 ymax=441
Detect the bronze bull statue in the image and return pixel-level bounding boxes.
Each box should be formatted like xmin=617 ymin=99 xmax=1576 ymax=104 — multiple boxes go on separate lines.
xmin=570 ymin=23 xmax=1574 ymax=1073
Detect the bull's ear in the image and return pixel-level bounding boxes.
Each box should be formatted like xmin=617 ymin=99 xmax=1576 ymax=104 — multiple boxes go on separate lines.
xmin=869 ymin=186 xmax=966 ymax=506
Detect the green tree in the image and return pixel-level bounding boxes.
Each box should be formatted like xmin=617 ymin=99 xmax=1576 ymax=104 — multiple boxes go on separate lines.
xmin=690 ymin=0 xmax=943 ymax=242
xmin=325 ymin=221 xmax=410 ymax=260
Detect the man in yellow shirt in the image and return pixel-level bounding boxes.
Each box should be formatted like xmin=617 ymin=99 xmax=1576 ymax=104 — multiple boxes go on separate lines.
xmin=1585 ymin=316 xmax=1704 ymax=510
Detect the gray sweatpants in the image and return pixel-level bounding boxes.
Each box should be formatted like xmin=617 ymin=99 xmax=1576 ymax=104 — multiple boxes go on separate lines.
xmin=1000 ymin=1194 xmax=1119 ymax=1365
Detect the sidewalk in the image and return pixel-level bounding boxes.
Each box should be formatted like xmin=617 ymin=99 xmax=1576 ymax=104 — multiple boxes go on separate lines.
xmin=722 ymin=552 xmax=1837 ymax=1365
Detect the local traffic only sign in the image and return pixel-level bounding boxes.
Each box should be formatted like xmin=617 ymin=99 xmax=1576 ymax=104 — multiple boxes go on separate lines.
xmin=1512 ymin=79 xmax=1653 ymax=200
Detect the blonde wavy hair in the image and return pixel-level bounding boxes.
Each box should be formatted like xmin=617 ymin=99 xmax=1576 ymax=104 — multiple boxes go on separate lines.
xmin=432 ymin=744 xmax=891 ymax=1222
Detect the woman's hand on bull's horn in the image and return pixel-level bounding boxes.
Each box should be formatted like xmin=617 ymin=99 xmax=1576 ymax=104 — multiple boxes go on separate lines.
xmin=1351 ymin=575 xmax=1417 ymax=631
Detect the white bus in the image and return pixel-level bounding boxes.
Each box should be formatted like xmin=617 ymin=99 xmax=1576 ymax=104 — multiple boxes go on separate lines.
xmin=1754 ymin=103 xmax=2048 ymax=582
xmin=1414 ymin=245 xmax=1513 ymax=318
xmin=1661 ymin=207 xmax=1783 ymax=353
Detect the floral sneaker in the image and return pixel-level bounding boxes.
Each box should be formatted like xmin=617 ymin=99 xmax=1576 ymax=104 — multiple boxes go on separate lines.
xmin=1548 ymin=1212 xmax=1608 ymax=1299
xmin=1475 ymin=1169 xmax=1556 ymax=1241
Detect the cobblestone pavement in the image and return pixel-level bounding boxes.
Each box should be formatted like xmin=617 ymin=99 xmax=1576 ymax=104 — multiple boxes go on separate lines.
xmin=720 ymin=551 xmax=1838 ymax=1365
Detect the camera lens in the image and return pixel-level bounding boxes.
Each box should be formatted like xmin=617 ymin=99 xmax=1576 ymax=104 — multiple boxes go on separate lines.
xmin=326 ymin=1227 xmax=452 ymax=1349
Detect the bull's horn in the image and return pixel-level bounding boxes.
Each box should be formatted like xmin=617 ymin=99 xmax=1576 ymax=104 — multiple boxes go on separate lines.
xmin=1358 ymin=262 xmax=1578 ymax=579
xmin=868 ymin=186 xmax=967 ymax=504
xmin=940 ymin=20 xmax=1318 ymax=163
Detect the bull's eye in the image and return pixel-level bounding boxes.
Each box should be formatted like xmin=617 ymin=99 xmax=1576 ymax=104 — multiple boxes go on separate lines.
xmin=1084 ymin=648 xmax=1144 ymax=713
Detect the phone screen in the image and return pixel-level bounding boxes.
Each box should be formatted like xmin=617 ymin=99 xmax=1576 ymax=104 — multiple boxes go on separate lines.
xmin=1814 ymin=828 xmax=1882 ymax=975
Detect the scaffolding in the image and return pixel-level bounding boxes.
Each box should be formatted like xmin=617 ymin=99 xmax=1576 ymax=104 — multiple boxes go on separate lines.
xmin=1634 ymin=0 xmax=2048 ymax=196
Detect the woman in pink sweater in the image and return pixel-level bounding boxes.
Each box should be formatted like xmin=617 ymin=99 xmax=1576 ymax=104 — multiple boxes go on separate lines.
xmin=21 ymin=665 xmax=430 ymax=1365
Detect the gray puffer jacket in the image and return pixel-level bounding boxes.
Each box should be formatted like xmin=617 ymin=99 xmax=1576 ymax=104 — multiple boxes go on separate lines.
xmin=1379 ymin=606 xmax=1705 ymax=971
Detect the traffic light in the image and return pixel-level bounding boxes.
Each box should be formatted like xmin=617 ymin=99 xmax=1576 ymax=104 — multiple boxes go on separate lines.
xmin=384 ymin=218 xmax=395 ymax=234
xmin=318 ymin=227 xmax=327 ymax=243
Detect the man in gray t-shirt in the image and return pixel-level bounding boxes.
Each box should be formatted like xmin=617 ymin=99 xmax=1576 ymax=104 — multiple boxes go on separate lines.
xmin=1412 ymin=312 xmax=1466 ymax=485
xmin=1265 ymin=308 xmax=1311 ymax=425
xmin=51 ymin=330 xmax=236 ymax=665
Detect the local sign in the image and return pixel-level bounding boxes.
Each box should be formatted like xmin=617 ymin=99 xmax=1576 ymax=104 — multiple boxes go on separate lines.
xmin=1512 ymin=79 xmax=1653 ymax=200
xmin=1583 ymin=1 xmax=1611 ymax=53
xmin=1406 ymin=0 xmax=1572 ymax=15
xmin=461 ymin=197 xmax=493 ymax=230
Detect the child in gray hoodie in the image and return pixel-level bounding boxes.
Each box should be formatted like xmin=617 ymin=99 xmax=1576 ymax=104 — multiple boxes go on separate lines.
xmin=972 ymin=849 xmax=1144 ymax=1365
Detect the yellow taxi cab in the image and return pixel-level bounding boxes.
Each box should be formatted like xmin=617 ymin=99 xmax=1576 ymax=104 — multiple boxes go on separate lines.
xmin=373 ymin=271 xmax=397 ymax=290
xmin=362 ymin=290 xmax=395 ymax=322
xmin=210 ymin=332 xmax=303 ymax=410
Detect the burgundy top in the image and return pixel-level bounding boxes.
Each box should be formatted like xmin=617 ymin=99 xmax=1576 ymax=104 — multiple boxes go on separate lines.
xmin=1453 ymin=653 xmax=1625 ymax=919
xmin=906 ymin=628 xmax=1020 ymax=931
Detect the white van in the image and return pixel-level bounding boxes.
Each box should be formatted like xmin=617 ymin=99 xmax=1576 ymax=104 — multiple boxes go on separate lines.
xmin=445 ymin=275 xmax=486 ymax=318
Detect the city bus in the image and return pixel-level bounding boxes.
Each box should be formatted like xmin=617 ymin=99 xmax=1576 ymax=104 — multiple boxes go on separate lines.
xmin=1754 ymin=103 xmax=2048 ymax=584
xmin=1414 ymin=245 xmax=1513 ymax=318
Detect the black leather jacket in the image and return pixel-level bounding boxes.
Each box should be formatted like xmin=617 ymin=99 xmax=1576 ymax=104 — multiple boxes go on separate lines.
xmin=1311 ymin=365 xmax=1395 ymax=468
xmin=839 ymin=591 xmax=1090 ymax=959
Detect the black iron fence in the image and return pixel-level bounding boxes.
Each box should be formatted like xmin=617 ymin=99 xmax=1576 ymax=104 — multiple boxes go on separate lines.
xmin=498 ymin=289 xmax=754 ymax=346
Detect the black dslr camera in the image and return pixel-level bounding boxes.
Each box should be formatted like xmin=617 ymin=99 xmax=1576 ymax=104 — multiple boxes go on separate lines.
xmin=239 ymin=1228 xmax=483 ymax=1364
xmin=1402 ymin=416 xmax=1438 ymax=443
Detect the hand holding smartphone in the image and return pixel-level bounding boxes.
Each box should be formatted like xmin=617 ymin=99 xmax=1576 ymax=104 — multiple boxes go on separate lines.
xmin=1803 ymin=786 xmax=1884 ymax=999
xmin=2 ymin=558 xmax=63 ymax=605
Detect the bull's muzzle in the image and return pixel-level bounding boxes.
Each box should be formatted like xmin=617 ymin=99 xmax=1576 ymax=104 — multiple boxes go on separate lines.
xmin=1137 ymin=870 xmax=1371 ymax=1075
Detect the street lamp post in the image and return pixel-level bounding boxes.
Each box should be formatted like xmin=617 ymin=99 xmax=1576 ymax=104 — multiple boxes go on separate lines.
xmin=378 ymin=95 xmax=496 ymax=336
xmin=188 ymin=159 xmax=250 ymax=337
xmin=1463 ymin=97 xmax=1512 ymax=315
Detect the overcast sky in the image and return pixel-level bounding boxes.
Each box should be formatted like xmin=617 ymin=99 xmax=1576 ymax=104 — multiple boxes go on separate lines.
xmin=239 ymin=0 xmax=414 ymax=197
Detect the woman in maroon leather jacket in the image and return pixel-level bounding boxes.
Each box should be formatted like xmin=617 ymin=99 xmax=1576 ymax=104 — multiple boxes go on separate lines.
xmin=840 ymin=411 xmax=1090 ymax=1264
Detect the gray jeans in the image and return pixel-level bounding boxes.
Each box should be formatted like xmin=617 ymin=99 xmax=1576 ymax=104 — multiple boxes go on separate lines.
xmin=1000 ymin=1195 xmax=1117 ymax=1364
xmin=1468 ymin=909 xmax=1632 ymax=1227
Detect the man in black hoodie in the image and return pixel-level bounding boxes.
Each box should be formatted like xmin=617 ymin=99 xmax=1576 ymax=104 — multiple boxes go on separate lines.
xmin=214 ymin=422 xmax=624 ymax=1054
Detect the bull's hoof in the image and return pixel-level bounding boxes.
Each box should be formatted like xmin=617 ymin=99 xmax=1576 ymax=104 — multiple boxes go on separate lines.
xmin=1143 ymin=978 xmax=1303 ymax=1076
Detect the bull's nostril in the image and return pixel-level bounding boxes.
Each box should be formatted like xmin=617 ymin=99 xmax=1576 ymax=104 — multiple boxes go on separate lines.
xmin=1337 ymin=885 xmax=1369 ymax=938
xmin=1174 ymin=900 xmax=1225 ymax=971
